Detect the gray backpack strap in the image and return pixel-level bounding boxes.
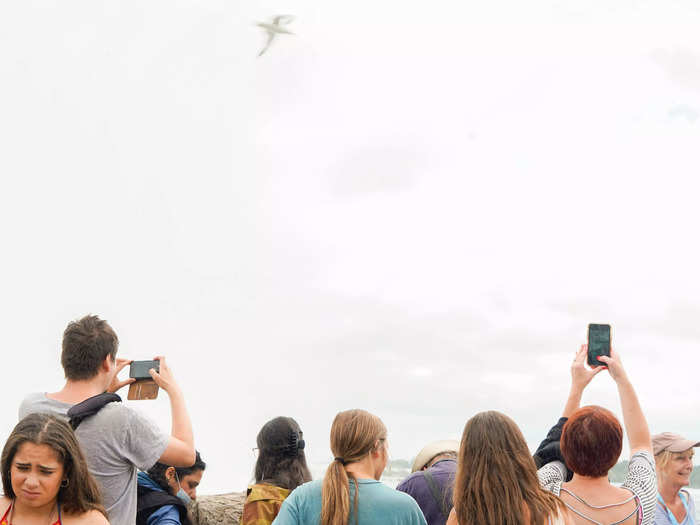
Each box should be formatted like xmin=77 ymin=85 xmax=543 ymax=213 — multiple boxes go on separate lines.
xmin=422 ymin=469 xmax=449 ymax=520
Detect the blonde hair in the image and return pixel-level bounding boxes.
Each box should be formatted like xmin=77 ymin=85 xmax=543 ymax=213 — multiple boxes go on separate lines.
xmin=655 ymin=448 xmax=695 ymax=473
xmin=320 ymin=409 xmax=387 ymax=525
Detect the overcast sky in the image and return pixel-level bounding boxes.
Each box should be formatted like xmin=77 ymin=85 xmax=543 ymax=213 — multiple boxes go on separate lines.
xmin=1 ymin=0 xmax=700 ymax=494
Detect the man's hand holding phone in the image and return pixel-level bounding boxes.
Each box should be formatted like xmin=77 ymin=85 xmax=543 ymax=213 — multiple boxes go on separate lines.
xmin=107 ymin=358 xmax=136 ymax=394
xmin=148 ymin=356 xmax=181 ymax=396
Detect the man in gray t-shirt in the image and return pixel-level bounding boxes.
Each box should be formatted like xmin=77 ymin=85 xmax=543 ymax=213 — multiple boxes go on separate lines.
xmin=19 ymin=315 xmax=196 ymax=525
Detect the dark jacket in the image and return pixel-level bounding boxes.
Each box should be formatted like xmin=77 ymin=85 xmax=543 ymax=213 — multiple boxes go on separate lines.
xmin=136 ymin=472 xmax=191 ymax=525
xmin=396 ymin=459 xmax=456 ymax=525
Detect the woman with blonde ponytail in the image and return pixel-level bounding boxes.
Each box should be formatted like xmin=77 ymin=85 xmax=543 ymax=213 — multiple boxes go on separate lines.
xmin=271 ymin=409 xmax=426 ymax=525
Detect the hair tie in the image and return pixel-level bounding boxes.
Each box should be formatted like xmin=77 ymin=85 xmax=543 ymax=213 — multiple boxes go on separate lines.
xmin=334 ymin=457 xmax=347 ymax=466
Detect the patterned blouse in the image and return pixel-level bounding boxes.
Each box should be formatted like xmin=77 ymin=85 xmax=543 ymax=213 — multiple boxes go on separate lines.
xmin=538 ymin=451 xmax=657 ymax=525
xmin=241 ymin=484 xmax=291 ymax=525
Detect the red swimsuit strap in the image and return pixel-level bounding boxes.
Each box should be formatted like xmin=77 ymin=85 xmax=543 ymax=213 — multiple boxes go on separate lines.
xmin=0 ymin=502 xmax=12 ymax=524
xmin=0 ymin=501 xmax=61 ymax=525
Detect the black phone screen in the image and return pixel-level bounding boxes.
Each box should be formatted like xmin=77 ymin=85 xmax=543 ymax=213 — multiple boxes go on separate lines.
xmin=587 ymin=324 xmax=611 ymax=366
xmin=129 ymin=360 xmax=160 ymax=380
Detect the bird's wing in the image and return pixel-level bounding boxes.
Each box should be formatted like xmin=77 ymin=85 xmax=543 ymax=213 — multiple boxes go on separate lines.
xmin=272 ymin=14 xmax=295 ymax=26
xmin=258 ymin=32 xmax=276 ymax=56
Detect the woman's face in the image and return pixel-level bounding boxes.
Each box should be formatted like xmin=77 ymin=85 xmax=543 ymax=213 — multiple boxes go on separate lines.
xmin=10 ymin=442 xmax=65 ymax=508
xmin=166 ymin=468 xmax=204 ymax=500
xmin=661 ymin=449 xmax=694 ymax=487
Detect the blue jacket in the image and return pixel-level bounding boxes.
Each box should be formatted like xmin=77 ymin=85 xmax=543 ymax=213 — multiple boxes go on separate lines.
xmin=137 ymin=471 xmax=182 ymax=525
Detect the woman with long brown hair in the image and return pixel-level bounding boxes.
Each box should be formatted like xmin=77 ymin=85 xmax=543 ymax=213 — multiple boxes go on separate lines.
xmin=271 ymin=409 xmax=426 ymax=525
xmin=0 ymin=413 xmax=109 ymax=525
xmin=446 ymin=411 xmax=570 ymax=525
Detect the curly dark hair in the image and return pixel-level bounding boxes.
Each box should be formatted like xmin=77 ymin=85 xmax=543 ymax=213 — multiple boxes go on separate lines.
xmin=254 ymin=416 xmax=312 ymax=491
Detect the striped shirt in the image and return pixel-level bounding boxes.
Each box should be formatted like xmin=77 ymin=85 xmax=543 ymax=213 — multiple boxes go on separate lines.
xmin=538 ymin=451 xmax=657 ymax=525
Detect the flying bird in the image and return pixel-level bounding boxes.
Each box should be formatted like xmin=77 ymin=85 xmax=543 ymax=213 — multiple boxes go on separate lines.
xmin=257 ymin=15 xmax=295 ymax=57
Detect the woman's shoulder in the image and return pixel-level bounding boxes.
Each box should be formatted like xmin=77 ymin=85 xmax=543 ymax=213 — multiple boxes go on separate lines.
xmin=365 ymin=482 xmax=425 ymax=515
xmin=61 ymin=509 xmax=109 ymax=525
xmin=0 ymin=496 xmax=10 ymax=516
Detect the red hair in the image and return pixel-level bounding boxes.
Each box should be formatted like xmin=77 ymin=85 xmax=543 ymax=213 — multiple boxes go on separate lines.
xmin=561 ymin=406 xmax=622 ymax=478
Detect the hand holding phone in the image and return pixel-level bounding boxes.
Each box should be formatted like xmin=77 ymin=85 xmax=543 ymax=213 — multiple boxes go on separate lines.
xmin=127 ymin=360 xmax=160 ymax=400
xmin=571 ymin=344 xmax=605 ymax=391
xmin=587 ymin=324 xmax=611 ymax=367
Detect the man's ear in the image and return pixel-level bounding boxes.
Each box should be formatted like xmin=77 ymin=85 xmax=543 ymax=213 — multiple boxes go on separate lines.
xmin=101 ymin=355 xmax=113 ymax=373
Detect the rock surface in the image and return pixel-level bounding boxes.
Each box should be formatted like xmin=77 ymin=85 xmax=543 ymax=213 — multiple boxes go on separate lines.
xmin=189 ymin=491 xmax=246 ymax=525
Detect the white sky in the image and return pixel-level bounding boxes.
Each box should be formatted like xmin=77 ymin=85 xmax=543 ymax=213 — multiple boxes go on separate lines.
xmin=1 ymin=0 xmax=700 ymax=494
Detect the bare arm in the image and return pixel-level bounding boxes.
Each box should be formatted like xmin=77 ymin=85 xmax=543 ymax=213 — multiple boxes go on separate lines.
xmin=563 ymin=344 xmax=605 ymax=417
xmin=597 ymin=349 xmax=651 ymax=455
xmin=149 ymin=356 xmax=196 ymax=467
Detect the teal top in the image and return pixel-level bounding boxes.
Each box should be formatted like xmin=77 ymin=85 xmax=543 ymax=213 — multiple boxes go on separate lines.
xmin=270 ymin=478 xmax=428 ymax=525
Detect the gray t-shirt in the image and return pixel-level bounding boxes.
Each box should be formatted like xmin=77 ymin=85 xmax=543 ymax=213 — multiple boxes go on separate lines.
xmin=19 ymin=392 xmax=170 ymax=525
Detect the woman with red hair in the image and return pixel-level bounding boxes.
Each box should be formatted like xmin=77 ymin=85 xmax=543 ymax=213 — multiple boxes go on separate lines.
xmin=537 ymin=345 xmax=656 ymax=525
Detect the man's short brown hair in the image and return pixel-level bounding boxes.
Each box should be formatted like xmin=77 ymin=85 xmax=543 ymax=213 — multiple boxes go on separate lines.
xmin=61 ymin=315 xmax=118 ymax=380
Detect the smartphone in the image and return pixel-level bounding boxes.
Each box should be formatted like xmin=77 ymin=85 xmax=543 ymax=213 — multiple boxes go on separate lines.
xmin=128 ymin=360 xmax=160 ymax=400
xmin=587 ymin=324 xmax=611 ymax=367
xmin=129 ymin=360 xmax=159 ymax=380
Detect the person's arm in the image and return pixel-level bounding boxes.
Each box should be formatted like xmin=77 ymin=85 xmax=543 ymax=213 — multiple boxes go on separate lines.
xmin=597 ymin=348 xmax=652 ymax=455
xmin=149 ymin=356 xmax=196 ymax=467
xmin=534 ymin=345 xmax=604 ymax=477
xmin=564 ymin=344 xmax=605 ymax=417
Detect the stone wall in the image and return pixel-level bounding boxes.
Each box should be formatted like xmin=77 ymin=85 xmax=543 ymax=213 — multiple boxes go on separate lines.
xmin=189 ymin=491 xmax=246 ymax=525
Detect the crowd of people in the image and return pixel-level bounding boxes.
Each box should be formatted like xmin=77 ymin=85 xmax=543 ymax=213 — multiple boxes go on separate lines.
xmin=4 ymin=314 xmax=698 ymax=525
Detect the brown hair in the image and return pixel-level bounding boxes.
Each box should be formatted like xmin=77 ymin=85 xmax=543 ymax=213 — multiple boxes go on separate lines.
xmin=61 ymin=314 xmax=119 ymax=380
xmin=1 ymin=413 xmax=107 ymax=517
xmin=453 ymin=411 xmax=566 ymax=525
xmin=561 ymin=406 xmax=622 ymax=478
xmin=321 ymin=409 xmax=387 ymax=525
xmin=253 ymin=417 xmax=312 ymax=490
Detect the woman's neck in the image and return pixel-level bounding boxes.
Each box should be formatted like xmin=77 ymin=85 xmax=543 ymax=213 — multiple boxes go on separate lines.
xmin=12 ymin=498 xmax=56 ymax=521
xmin=658 ymin=480 xmax=685 ymax=506
xmin=566 ymin=473 xmax=612 ymax=492
xmin=345 ymin=456 xmax=378 ymax=480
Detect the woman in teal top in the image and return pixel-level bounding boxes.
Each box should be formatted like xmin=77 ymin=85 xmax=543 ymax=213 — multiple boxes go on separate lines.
xmin=271 ymin=409 xmax=427 ymax=525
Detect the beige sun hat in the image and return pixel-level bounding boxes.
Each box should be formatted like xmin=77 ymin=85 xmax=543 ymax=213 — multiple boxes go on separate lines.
xmin=652 ymin=432 xmax=700 ymax=455
xmin=411 ymin=440 xmax=460 ymax=473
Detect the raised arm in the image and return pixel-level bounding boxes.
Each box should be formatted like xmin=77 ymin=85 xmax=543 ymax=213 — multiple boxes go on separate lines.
xmin=563 ymin=344 xmax=605 ymax=417
xmin=597 ymin=348 xmax=651 ymax=455
xmin=149 ymin=356 xmax=196 ymax=467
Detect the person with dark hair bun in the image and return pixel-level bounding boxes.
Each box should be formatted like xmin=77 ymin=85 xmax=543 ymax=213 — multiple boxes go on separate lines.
xmin=0 ymin=413 xmax=109 ymax=525
xmin=241 ymin=417 xmax=312 ymax=525
xmin=538 ymin=344 xmax=657 ymax=525
xmin=136 ymin=451 xmax=206 ymax=525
